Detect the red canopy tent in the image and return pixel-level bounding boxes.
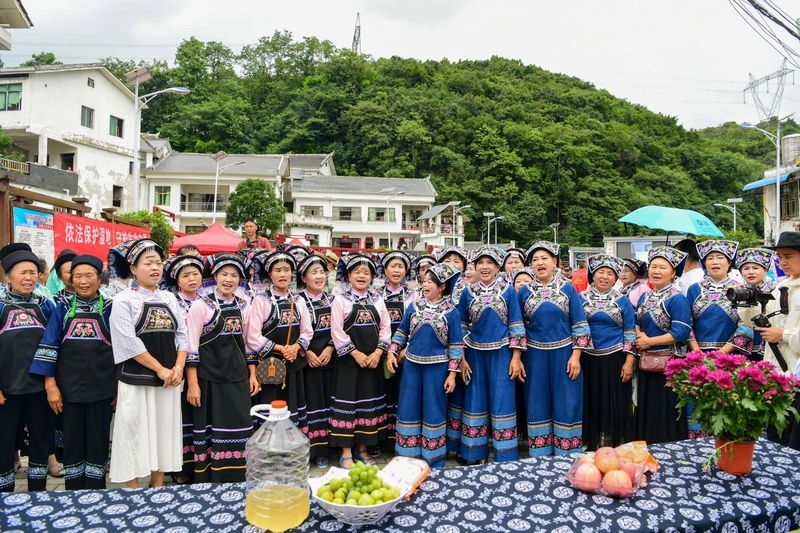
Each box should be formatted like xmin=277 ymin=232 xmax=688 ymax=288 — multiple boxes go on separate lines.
xmin=169 ymin=222 xmax=244 ymax=255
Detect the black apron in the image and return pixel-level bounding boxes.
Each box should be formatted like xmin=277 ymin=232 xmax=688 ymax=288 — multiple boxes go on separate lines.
xmin=300 ymin=292 xmax=333 ymax=370
xmin=56 ymin=299 xmax=116 ymax=402
xmin=384 ymin=290 xmax=407 ymax=336
xmin=118 ymin=301 xmax=178 ymax=387
xmin=0 ymin=300 xmax=47 ymax=394
xmin=340 ymin=300 xmax=380 ymax=368
xmin=198 ymin=295 xmax=248 ymax=383
xmin=262 ymin=295 xmax=307 ymax=373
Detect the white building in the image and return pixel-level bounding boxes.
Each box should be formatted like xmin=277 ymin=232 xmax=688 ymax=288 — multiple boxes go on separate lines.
xmin=0 ymin=0 xmax=33 ymax=51
xmin=743 ymin=133 xmax=800 ymax=244
xmin=143 ymin=150 xmax=457 ymax=249
xmin=0 ymin=63 xmax=138 ymax=215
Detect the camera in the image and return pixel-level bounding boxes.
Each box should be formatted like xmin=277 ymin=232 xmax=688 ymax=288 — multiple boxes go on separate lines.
xmin=726 ymin=287 xmax=774 ymax=309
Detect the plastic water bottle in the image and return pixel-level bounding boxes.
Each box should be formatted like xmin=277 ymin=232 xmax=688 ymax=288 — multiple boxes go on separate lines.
xmin=245 ymin=400 xmax=310 ymax=532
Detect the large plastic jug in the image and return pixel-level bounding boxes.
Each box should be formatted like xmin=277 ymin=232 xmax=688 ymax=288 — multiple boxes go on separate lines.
xmin=245 ymin=401 xmax=310 ymax=532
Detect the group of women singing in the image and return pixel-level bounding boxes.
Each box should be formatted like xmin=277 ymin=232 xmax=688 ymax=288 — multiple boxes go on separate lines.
xmin=0 ymin=235 xmax=775 ymax=492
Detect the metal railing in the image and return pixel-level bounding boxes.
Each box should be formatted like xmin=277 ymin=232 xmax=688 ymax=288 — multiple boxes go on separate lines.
xmin=180 ymin=200 xmax=229 ymax=213
xmin=1 ymin=158 xmax=29 ymax=174
xmin=420 ymin=223 xmax=464 ymax=235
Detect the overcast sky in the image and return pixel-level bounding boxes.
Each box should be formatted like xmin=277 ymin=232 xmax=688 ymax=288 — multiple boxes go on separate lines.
xmin=6 ymin=0 xmax=800 ymax=130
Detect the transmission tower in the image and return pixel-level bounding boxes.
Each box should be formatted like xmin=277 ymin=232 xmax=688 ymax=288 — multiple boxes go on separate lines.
xmin=743 ymin=58 xmax=793 ymax=123
xmin=351 ymin=13 xmax=361 ymax=54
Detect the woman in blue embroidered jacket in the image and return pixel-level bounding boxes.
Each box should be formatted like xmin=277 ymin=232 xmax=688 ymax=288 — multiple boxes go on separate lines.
xmin=0 ymin=243 xmax=56 ymax=492
xmin=30 ymin=255 xmax=113 ymax=490
xmin=297 ymin=253 xmax=337 ymax=468
xmin=435 ymin=246 xmax=471 ymax=457
xmin=387 ymin=263 xmax=463 ymax=467
xmin=456 ymin=246 xmax=525 ymax=463
xmin=686 ymin=240 xmax=749 ymax=355
xmin=518 ymin=241 xmax=591 ymax=457
xmin=329 ymin=254 xmax=392 ymax=469
xmin=186 ymin=254 xmax=257 ymax=483
xmin=633 ymin=247 xmax=692 ymax=444
xmin=108 ymin=239 xmax=188 ymax=488
xmin=732 ymin=248 xmax=776 ymax=361
xmin=580 ymin=254 xmax=636 ymax=450
xmin=380 ymin=250 xmax=415 ymax=456
xmin=245 ymin=252 xmax=313 ymax=431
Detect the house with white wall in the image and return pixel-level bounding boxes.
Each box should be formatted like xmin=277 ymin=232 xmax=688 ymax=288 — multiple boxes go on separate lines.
xmin=0 ymin=63 xmax=138 ymax=215
xmin=0 ymin=0 xmax=33 ymax=51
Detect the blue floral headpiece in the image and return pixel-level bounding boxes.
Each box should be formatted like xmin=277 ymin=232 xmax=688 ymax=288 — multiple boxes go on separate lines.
xmin=436 ymin=246 xmax=468 ymax=266
xmin=525 ymin=241 xmax=560 ymax=264
xmin=587 ymin=254 xmax=624 ymax=284
xmin=697 ymin=239 xmax=738 ymax=262
xmin=734 ymin=248 xmax=774 ymax=271
xmin=648 ymin=246 xmax=687 ymax=277
xmin=471 ymin=245 xmax=504 ymax=266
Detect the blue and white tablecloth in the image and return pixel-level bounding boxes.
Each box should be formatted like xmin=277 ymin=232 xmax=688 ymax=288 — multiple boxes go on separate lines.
xmin=2 ymin=438 xmax=800 ymax=532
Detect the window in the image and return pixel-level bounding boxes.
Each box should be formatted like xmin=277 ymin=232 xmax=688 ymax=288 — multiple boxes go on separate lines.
xmin=128 ymin=161 xmax=134 ymax=175
xmin=782 ymin=180 xmax=799 ymax=219
xmin=112 ymin=185 xmax=123 ymax=208
xmin=0 ymin=83 xmax=22 ymax=111
xmin=81 ymin=106 xmax=94 ymax=128
xmin=155 ymin=186 xmax=171 ymax=206
xmin=302 ymin=205 xmax=323 ymax=217
xmin=333 ymin=206 xmax=361 ymax=222
xmin=109 ymin=116 xmax=124 ymax=137
xmin=87 ymin=77 xmax=95 ymax=88
xmin=185 ymin=225 xmax=206 ymax=235
xmin=368 ymin=207 xmax=395 ymax=222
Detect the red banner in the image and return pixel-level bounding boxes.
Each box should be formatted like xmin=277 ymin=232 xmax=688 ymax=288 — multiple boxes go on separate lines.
xmin=54 ymin=213 xmax=150 ymax=264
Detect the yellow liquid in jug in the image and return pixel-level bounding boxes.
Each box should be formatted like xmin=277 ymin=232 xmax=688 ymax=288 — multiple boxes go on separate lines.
xmin=245 ymin=485 xmax=310 ymax=532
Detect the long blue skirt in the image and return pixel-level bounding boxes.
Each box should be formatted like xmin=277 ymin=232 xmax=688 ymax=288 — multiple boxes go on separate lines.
xmin=395 ymin=360 xmax=449 ymax=467
xmin=523 ymin=345 xmax=583 ymax=457
xmin=460 ymin=346 xmax=519 ymax=463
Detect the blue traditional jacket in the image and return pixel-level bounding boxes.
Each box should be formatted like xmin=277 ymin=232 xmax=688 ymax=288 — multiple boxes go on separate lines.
xmin=518 ymin=276 xmax=591 ymax=350
xmin=581 ymin=287 xmax=635 ymax=356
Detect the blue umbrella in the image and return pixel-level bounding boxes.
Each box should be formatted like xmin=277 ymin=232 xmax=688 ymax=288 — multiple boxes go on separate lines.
xmin=619 ymin=206 xmax=725 ymax=238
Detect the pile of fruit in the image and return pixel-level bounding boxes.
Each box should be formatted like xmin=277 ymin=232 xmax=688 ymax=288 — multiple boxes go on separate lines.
xmin=568 ymin=446 xmax=644 ymax=497
xmin=315 ymin=463 xmax=403 ymax=506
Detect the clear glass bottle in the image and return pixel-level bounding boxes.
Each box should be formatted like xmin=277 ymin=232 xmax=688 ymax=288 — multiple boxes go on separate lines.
xmin=245 ymin=400 xmax=310 ymax=532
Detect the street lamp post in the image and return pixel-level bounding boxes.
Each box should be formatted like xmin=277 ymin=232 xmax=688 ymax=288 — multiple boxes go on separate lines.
xmin=125 ymin=67 xmax=190 ymax=213
xmin=488 ymin=215 xmax=505 ymax=245
xmin=210 ymin=151 xmax=244 ymax=224
xmin=448 ymin=200 xmax=471 ymax=247
xmin=713 ymin=197 xmax=742 ymax=232
xmin=741 ymin=113 xmax=795 ymax=242
xmin=549 ymin=222 xmax=560 ymax=243
xmin=483 ymin=212 xmax=495 ymax=245
xmin=381 ymin=187 xmax=405 ymax=249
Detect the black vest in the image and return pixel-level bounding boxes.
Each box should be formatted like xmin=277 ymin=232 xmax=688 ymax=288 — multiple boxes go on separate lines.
xmin=57 ymin=297 xmax=116 ymax=402
xmin=0 ymin=298 xmax=48 ymax=394
xmin=300 ymin=291 xmax=334 ymax=370
xmin=118 ymin=301 xmax=178 ymax=387
xmin=340 ymin=299 xmax=380 ymax=368
xmin=262 ymin=294 xmax=306 ymax=372
xmin=198 ymin=295 xmax=248 ymax=383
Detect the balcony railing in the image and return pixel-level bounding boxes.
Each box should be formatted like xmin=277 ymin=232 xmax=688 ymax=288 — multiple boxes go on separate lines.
xmin=421 ymin=223 xmax=464 ymax=235
xmin=286 ymin=212 xmax=333 ymax=227
xmin=180 ymin=200 xmax=229 ymax=213
xmin=401 ymin=222 xmax=421 ymax=231
xmin=1 ymin=158 xmax=30 ymax=174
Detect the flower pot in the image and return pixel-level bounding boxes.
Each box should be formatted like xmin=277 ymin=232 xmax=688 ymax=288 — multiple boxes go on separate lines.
xmin=714 ymin=438 xmax=755 ymax=475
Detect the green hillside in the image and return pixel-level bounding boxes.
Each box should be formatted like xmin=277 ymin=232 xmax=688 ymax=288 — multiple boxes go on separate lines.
xmin=106 ymin=32 xmax=798 ymax=247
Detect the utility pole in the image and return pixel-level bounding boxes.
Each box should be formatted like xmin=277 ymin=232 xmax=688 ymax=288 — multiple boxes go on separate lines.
xmin=352 ymin=13 xmax=361 ymax=54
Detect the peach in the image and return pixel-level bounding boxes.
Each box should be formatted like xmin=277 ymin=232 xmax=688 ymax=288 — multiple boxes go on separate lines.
xmin=572 ymin=463 xmax=602 ymax=492
xmin=603 ymin=470 xmax=634 ymax=497
xmin=577 ymin=454 xmax=595 ymax=466
xmin=594 ymin=447 xmax=620 ymax=474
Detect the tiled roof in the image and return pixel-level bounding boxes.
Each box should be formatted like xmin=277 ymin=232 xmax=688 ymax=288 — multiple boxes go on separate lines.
xmin=145 ymin=152 xmax=286 ymax=176
xmin=0 ymin=62 xmax=107 ymax=74
xmin=292 ymin=175 xmax=437 ymax=197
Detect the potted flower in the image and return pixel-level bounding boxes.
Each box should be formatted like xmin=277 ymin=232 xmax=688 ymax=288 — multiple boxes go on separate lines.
xmin=665 ymin=350 xmax=800 ymax=475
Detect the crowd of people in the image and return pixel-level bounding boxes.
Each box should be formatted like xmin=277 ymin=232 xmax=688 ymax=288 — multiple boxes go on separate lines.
xmin=2 ymin=230 xmax=800 ymax=492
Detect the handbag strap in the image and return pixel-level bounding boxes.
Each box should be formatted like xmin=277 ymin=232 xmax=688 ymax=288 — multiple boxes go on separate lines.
xmin=285 ymin=296 xmax=295 ymax=347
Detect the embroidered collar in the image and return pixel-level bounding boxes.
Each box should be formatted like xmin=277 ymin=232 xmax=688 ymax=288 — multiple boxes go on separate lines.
xmin=303 ymin=289 xmax=326 ymax=301
xmin=701 ymin=276 xmax=733 ymax=292
xmin=586 ymin=287 xmax=617 ymax=301
xmin=531 ymin=276 xmax=562 ymax=290
xmin=4 ymin=290 xmax=44 ymax=305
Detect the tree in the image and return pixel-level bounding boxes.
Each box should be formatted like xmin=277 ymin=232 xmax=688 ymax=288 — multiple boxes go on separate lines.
xmin=119 ymin=210 xmax=175 ymax=253
xmin=225 ymin=179 xmax=285 ymax=235
xmin=20 ymin=52 xmax=61 ymax=67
